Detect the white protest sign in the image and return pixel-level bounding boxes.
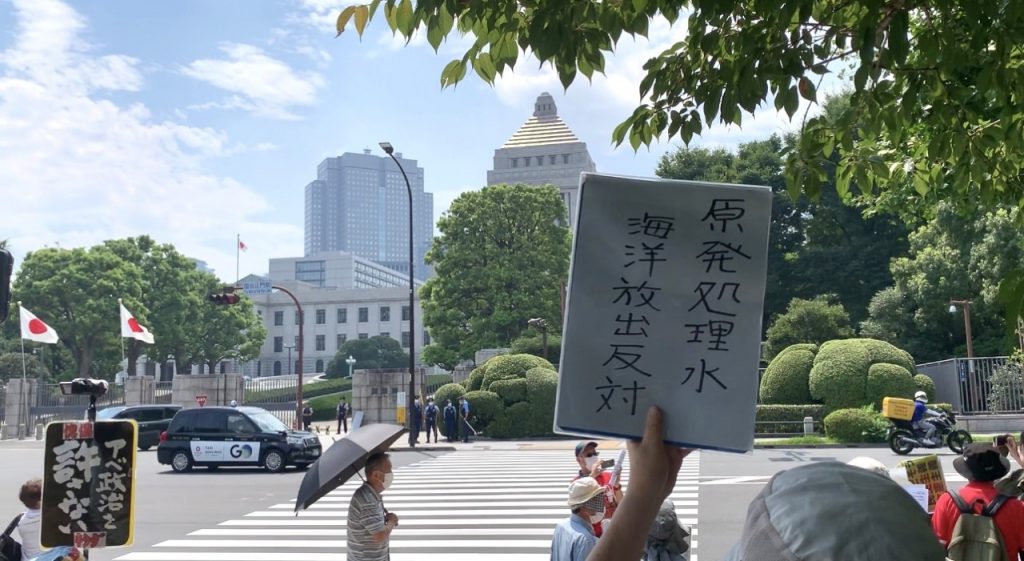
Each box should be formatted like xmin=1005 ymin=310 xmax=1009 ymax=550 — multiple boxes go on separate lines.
xmin=554 ymin=173 xmax=771 ymax=453
xmin=902 ymin=484 xmax=930 ymax=512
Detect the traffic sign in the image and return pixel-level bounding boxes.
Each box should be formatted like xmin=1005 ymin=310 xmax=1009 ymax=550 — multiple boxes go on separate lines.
xmin=41 ymin=420 xmax=137 ymax=549
xmin=196 ymin=395 xmax=208 ymax=407
xmin=240 ymin=279 xmax=272 ymax=296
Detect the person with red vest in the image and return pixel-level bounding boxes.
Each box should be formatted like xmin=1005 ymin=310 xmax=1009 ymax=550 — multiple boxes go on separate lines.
xmin=572 ymin=441 xmax=622 ymax=538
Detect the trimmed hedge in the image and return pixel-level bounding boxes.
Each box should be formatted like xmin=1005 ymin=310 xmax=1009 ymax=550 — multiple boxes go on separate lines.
xmin=755 ymin=404 xmax=828 ymax=434
xmin=309 ymin=391 xmax=351 ymax=422
xmin=524 ymin=368 xmax=558 ymax=436
xmin=759 ymin=344 xmax=817 ymax=404
xmin=433 ymin=383 xmax=466 ymax=411
xmin=490 ymin=378 xmax=529 ymax=405
xmin=487 ymin=402 xmax=532 ymax=438
xmin=481 ymin=354 xmax=553 ymax=390
xmin=808 ymin=338 xmax=916 ymax=411
xmin=465 ymin=367 xmax=486 ymax=391
xmin=246 ymin=378 xmax=351 ymax=404
xmin=914 ymin=374 xmax=936 ymax=401
xmin=462 ymin=390 xmax=503 ymax=427
xmin=823 ymin=407 xmax=890 ymax=443
xmin=866 ymin=363 xmax=917 ymax=409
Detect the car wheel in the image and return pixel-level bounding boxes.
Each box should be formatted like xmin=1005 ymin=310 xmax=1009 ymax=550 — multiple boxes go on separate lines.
xmin=263 ymin=449 xmax=286 ymax=473
xmin=171 ymin=451 xmax=193 ymax=473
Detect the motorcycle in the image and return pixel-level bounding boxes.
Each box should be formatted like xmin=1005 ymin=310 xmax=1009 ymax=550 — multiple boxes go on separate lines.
xmin=887 ymin=412 xmax=972 ymax=455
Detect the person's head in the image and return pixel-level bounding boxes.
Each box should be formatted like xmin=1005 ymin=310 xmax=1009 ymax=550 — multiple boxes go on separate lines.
xmin=648 ymin=499 xmax=690 ymax=555
xmin=427 ymin=397 xmax=433 ymax=404
xmin=229 ymin=400 xmax=238 ymax=407
xmin=342 ymin=397 xmax=347 ymax=403
xmin=846 ymin=456 xmax=891 ymax=479
xmin=365 ymin=453 xmax=393 ymax=492
xmin=914 ymin=390 xmax=928 ymax=403
xmin=567 ymin=477 xmax=605 ymax=524
xmin=722 ymin=462 xmax=945 ymax=561
xmin=955 ymin=443 xmax=1010 ymax=483
xmin=19 ymin=478 xmax=42 ymax=510
xmin=446 ymin=399 xmax=452 ymax=406
xmin=575 ymin=441 xmax=600 ymax=472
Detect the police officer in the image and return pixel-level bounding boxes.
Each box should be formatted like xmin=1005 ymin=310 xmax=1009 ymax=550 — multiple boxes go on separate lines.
xmin=424 ymin=398 xmax=440 ymax=443
xmin=443 ymin=400 xmax=457 ymax=442
xmin=409 ymin=395 xmax=423 ymax=447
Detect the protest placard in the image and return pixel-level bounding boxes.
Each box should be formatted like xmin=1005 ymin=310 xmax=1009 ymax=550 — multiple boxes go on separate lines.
xmin=41 ymin=420 xmax=137 ymax=549
xmin=899 ymin=454 xmax=948 ymax=511
xmin=554 ymin=173 xmax=772 ymax=452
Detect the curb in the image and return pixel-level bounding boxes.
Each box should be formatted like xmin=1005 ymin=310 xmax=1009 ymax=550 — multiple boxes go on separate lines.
xmin=389 ymin=446 xmax=458 ymax=452
xmin=755 ymin=443 xmax=888 ymax=449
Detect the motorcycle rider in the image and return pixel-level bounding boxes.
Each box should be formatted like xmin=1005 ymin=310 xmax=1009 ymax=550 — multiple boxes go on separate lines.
xmin=912 ymin=391 xmax=943 ymax=445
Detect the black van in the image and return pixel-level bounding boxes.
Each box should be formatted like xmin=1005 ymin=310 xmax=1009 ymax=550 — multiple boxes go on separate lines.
xmin=156 ymin=406 xmax=322 ymax=473
xmin=95 ymin=405 xmax=182 ymax=451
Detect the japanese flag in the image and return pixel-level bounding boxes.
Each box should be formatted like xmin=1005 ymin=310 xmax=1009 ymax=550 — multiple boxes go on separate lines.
xmin=120 ymin=302 xmax=155 ymax=344
xmin=238 ymin=239 xmax=248 ymax=252
xmin=19 ymin=305 xmax=59 ymax=344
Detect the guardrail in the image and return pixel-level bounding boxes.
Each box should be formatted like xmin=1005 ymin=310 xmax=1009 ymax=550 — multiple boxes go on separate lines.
xmin=754 ymin=419 xmax=822 ymax=437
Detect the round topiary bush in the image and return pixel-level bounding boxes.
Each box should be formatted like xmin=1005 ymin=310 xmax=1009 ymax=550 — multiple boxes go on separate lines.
xmin=525 ymin=368 xmax=558 ymax=436
xmin=808 ymin=338 xmax=917 ymax=411
xmin=461 ymin=390 xmax=504 ymax=428
xmin=823 ymin=407 xmax=889 ymax=443
xmin=489 ymin=378 xmax=529 ymax=405
xmin=865 ymin=363 xmax=916 ymax=408
xmin=481 ymin=354 xmax=554 ymax=390
xmin=759 ymin=344 xmax=817 ymax=404
xmin=486 ymin=402 xmax=532 ymax=438
xmin=914 ymin=374 xmax=936 ymax=401
xmin=465 ymin=367 xmax=486 ymax=391
xmin=433 ymin=383 xmax=466 ymax=411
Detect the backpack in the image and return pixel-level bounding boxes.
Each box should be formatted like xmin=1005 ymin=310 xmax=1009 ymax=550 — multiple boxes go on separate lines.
xmin=946 ymin=491 xmax=1011 ymax=561
xmin=0 ymin=513 xmax=22 ymax=561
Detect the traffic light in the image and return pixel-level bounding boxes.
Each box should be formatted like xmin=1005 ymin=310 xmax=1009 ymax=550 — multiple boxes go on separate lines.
xmin=0 ymin=249 xmax=12 ymax=323
xmin=207 ymin=291 xmax=241 ymax=305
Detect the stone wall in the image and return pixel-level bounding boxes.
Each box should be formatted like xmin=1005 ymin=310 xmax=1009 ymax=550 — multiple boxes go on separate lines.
xmin=124 ymin=376 xmax=155 ymax=406
xmin=171 ymin=374 xmax=245 ymax=408
xmin=2 ymin=378 xmax=37 ymax=439
xmin=352 ymin=368 xmax=427 ymax=424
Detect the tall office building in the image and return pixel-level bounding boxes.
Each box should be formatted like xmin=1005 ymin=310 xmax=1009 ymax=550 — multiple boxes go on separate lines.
xmin=487 ymin=92 xmax=596 ymax=227
xmin=305 ymin=150 xmax=434 ymax=280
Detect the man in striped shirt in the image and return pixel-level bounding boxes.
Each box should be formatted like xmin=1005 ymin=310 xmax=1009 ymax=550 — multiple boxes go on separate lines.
xmin=347 ymin=453 xmax=398 ymax=561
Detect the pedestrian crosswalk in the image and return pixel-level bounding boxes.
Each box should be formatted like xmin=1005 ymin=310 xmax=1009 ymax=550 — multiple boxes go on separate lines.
xmin=115 ymin=449 xmax=700 ymax=561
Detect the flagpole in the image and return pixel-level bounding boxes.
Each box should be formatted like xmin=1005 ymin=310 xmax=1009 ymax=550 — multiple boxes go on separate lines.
xmin=236 ymin=234 xmax=240 ymax=283
xmin=118 ymin=298 xmax=126 ymax=369
xmin=18 ymin=301 xmax=27 ymax=440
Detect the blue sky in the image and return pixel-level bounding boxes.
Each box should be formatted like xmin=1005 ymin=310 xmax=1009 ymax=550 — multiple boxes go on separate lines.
xmin=0 ymin=0 xmax=810 ymax=280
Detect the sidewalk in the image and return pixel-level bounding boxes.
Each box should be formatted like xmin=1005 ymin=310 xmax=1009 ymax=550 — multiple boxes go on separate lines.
xmin=306 ymin=421 xmax=623 ymax=452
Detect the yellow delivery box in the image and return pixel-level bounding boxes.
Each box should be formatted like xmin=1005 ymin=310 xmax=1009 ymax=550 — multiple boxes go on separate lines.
xmin=882 ymin=397 xmax=916 ymax=420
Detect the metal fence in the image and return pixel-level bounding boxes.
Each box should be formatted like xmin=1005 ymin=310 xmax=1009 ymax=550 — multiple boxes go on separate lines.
xmin=917 ymin=357 xmax=1011 ymax=414
xmin=32 ymin=382 xmax=126 ymax=424
xmin=244 ymin=377 xmax=307 ymax=428
xmin=154 ymin=381 xmax=173 ymax=404
xmin=0 ymin=384 xmax=6 ymax=436
xmin=754 ymin=419 xmax=822 ymax=437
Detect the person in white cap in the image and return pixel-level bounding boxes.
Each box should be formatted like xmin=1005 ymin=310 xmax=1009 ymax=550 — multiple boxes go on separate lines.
xmin=846 ymin=456 xmax=891 ymax=478
xmin=551 ymin=477 xmax=605 ymax=561
xmin=912 ymin=390 xmax=942 ymax=445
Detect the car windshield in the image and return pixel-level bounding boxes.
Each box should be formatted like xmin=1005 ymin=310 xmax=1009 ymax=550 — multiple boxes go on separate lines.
xmin=96 ymin=407 xmax=125 ymax=420
xmin=247 ymin=411 xmax=289 ymax=433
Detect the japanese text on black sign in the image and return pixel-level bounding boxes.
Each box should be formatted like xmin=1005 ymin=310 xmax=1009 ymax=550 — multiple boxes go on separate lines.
xmin=41 ymin=420 xmax=137 ymax=549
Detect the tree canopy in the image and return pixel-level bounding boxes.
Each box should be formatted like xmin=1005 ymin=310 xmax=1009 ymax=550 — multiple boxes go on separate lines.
xmin=764 ymin=295 xmax=855 ymax=360
xmin=326 ymin=335 xmax=410 ymax=377
xmin=419 ymin=183 xmax=571 ymax=367
xmin=656 ymin=133 xmax=907 ymax=329
xmin=337 ymin=0 xmax=1024 ymax=326
xmin=11 ymin=239 xmax=266 ymax=380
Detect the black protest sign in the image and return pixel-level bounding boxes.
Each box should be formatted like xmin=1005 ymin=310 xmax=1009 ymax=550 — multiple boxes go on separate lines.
xmin=41 ymin=420 xmax=137 ymax=549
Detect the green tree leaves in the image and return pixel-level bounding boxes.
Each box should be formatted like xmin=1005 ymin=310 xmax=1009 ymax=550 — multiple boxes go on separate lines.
xmin=419 ymin=184 xmax=571 ymax=365
xmin=325 ymin=335 xmax=410 ymax=378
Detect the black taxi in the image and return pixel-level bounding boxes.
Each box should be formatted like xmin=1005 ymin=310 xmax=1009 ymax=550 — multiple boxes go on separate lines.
xmin=157 ymin=406 xmax=322 ymax=473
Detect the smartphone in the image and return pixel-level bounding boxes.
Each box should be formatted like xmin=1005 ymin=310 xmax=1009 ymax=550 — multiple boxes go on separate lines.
xmin=601 ymin=459 xmax=615 ymax=469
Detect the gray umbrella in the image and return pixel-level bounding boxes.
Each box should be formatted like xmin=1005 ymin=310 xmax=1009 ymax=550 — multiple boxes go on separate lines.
xmin=294 ymin=423 xmax=407 ymax=512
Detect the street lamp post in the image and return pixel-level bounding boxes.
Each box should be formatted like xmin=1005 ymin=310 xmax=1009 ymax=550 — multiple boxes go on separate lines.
xmin=949 ymin=300 xmax=975 ymax=358
xmin=346 ymin=355 xmax=356 ymax=378
xmin=285 ymin=345 xmax=294 ymax=376
xmin=271 ymin=284 xmax=305 ymax=428
xmin=527 ymin=318 xmax=550 ymax=360
xmin=379 ymin=141 xmax=417 ymax=443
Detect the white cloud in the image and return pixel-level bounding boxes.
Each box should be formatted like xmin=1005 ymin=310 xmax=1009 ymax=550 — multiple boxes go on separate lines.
xmin=182 ymin=43 xmax=325 ymax=120
xmin=0 ymin=0 xmax=302 ymax=280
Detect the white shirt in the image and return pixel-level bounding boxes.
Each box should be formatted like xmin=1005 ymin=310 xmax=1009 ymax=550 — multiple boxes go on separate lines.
xmin=17 ymin=508 xmax=41 ymax=561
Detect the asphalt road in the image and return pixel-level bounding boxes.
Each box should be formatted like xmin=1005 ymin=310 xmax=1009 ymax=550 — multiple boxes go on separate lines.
xmin=1 ymin=439 xmax=974 ymax=561
xmin=0 ymin=439 xmax=447 ymax=561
